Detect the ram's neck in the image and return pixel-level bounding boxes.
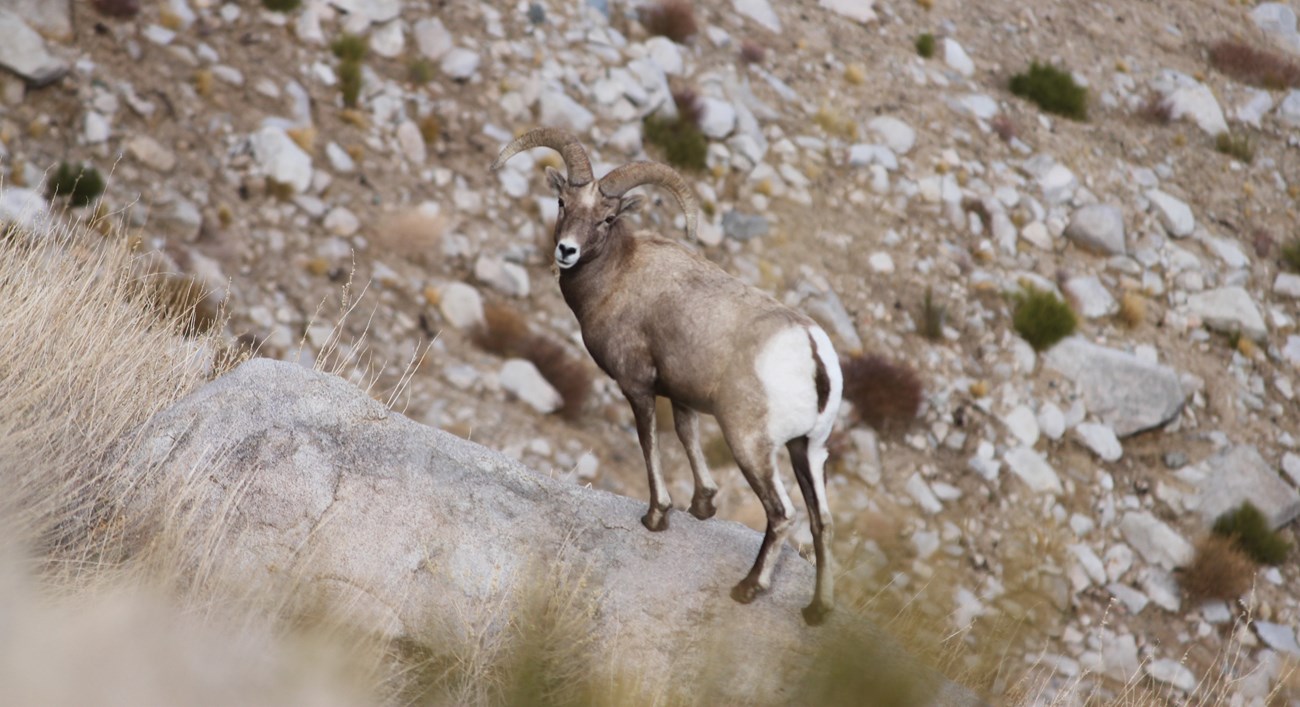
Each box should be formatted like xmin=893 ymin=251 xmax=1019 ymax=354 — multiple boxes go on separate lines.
xmin=558 ymin=227 xmax=634 ymax=323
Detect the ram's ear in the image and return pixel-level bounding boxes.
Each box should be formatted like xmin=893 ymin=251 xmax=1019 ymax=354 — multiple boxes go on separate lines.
xmin=618 ymin=194 xmax=645 ymax=215
xmin=545 ymin=166 xmax=567 ymax=193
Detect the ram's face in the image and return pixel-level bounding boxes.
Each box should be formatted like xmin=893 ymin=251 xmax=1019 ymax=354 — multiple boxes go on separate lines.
xmin=546 ymin=168 xmax=641 ymax=270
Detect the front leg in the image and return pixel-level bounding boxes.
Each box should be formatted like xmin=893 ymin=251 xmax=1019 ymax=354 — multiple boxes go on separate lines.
xmin=626 ymin=391 xmax=672 ymax=531
xmin=671 ymin=402 xmax=718 ymax=520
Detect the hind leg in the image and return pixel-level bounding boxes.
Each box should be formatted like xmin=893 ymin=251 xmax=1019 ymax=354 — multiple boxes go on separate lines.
xmin=788 ymin=436 xmax=835 ymax=626
xmin=725 ymin=431 xmax=796 ymax=604
xmin=671 ymin=402 xmax=718 ymax=520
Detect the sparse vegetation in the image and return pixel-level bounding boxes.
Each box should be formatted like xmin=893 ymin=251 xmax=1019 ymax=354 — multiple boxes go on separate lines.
xmin=1012 ymin=285 xmax=1077 ymax=352
xmin=739 ymin=40 xmax=765 ymax=64
xmin=1138 ymin=93 xmax=1173 ymax=124
xmin=639 ymin=0 xmax=697 ymax=44
xmin=472 ymin=302 xmax=594 ymax=420
xmin=1208 ymin=39 xmax=1300 ymax=90
xmin=990 ymin=113 xmax=1016 ymax=142
xmin=91 ymin=0 xmax=140 ymax=18
xmin=45 ymin=162 xmax=106 ymax=208
xmin=643 ymin=89 xmax=708 ymax=172
xmin=1215 ymin=131 xmax=1254 ymax=163
xmin=337 ymin=59 xmax=363 ymax=109
xmin=407 ymin=57 xmax=435 ymax=85
xmin=1182 ymin=535 xmax=1256 ymax=600
xmin=1117 ymin=290 xmax=1146 ymax=329
xmin=1281 ymin=237 xmax=1300 ymax=273
xmin=1009 ymin=61 xmax=1088 ymax=121
xmin=1212 ymin=502 xmax=1291 ymax=566
xmin=915 ymin=33 xmax=936 ymax=59
xmin=331 ymin=34 xmax=368 ymax=63
xmin=262 ymin=0 xmax=301 ymax=10
xmin=840 ymin=354 xmax=923 ymax=435
xmin=919 ymin=287 xmax=945 ymax=340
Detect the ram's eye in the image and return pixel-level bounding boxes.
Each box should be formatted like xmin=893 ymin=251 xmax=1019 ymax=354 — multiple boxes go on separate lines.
xmin=604 ymin=215 xmax=615 ymax=225
xmin=557 ymin=199 xmax=565 ymax=209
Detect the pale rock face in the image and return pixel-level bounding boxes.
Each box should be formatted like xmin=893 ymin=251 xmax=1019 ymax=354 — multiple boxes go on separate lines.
xmin=249 ymin=127 xmax=313 ymax=194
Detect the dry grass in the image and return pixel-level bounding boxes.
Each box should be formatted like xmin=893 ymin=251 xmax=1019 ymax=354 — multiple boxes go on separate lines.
xmin=372 ymin=206 xmax=446 ymax=265
xmin=472 ymin=302 xmax=594 ymax=420
xmin=1208 ymin=39 xmax=1300 ymax=90
xmin=1117 ymin=290 xmax=1147 ymax=328
xmin=1181 ymin=535 xmax=1256 ymax=601
xmin=840 ymin=353 xmax=924 ymax=435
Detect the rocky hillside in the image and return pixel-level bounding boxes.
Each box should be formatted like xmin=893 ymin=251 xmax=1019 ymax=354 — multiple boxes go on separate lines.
xmin=4 ymin=0 xmax=1300 ymax=702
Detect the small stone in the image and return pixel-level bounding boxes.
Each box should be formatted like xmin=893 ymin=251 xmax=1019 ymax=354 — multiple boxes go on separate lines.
xmin=943 ymin=38 xmax=975 ymax=77
xmin=370 ymin=19 xmax=405 ymax=59
xmin=1146 ymin=659 xmax=1196 ymax=693
xmin=1065 ymin=204 xmax=1126 ymax=255
xmin=539 ymin=86 xmax=595 ymax=133
xmin=249 ymin=126 xmax=313 ymax=194
xmin=848 ymin=144 xmax=898 ymax=170
xmin=1145 ymin=189 xmax=1195 ymax=238
xmin=722 ymin=211 xmax=769 ymax=241
xmin=1037 ymin=403 xmax=1066 ymax=440
xmin=413 ymin=17 xmax=453 ymax=60
xmin=732 ymin=0 xmax=781 ymax=32
xmin=905 ymin=473 xmax=943 ymax=514
xmin=1004 ymin=446 xmax=1062 ymax=495
xmin=1186 ymin=286 xmax=1267 ymax=341
xmin=325 ymin=142 xmax=356 ymax=173
xmin=1119 ymin=512 xmax=1193 ymax=569
xmin=866 ymin=116 xmax=915 ymax=155
xmin=1075 ymin=422 xmax=1122 ymax=462
xmin=1165 ymin=82 xmax=1228 ymax=136
xmin=324 ymin=207 xmax=359 ymax=236
xmin=474 ymin=255 xmax=530 ymax=298
xmin=1002 ymin=405 xmax=1040 ymax=446
xmin=1063 ymin=276 xmax=1118 ymax=319
xmin=440 ymin=48 xmax=480 ymax=81
xmin=1254 ymin=622 xmax=1300 ymax=657
xmin=396 ymin=120 xmax=426 ymax=164
xmin=867 ymin=252 xmax=894 ymax=274
xmin=127 ymin=135 xmax=177 ymax=173
xmin=1107 ymin=583 xmax=1149 ymax=614
xmin=83 ymin=111 xmax=110 ymax=144
xmin=1274 ymin=273 xmax=1300 ymax=299
xmin=500 ymin=359 xmax=562 ymax=414
xmin=438 ymin=282 xmax=484 ymax=330
xmin=644 ymin=36 xmax=683 ymax=75
xmin=818 ymin=0 xmax=876 ymax=23
xmin=1179 ymin=446 xmax=1300 ymax=529
xmin=699 ymin=96 xmax=736 ymax=139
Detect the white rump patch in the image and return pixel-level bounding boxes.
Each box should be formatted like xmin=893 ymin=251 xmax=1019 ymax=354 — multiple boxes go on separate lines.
xmin=754 ymin=326 xmax=821 ymax=443
xmin=808 ymin=325 xmax=842 ymax=444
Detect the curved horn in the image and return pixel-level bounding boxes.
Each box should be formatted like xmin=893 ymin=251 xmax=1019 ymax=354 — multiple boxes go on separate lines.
xmin=599 ymin=162 xmax=698 ymax=242
xmin=490 ymin=127 xmax=594 ymax=186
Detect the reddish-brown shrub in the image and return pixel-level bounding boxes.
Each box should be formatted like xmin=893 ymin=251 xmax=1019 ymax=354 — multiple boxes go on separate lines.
xmin=841 ymin=354 xmax=923 ymax=435
xmin=92 ymin=0 xmax=141 ymax=18
xmin=1181 ymin=534 xmax=1256 ymax=601
xmin=472 ymin=302 xmax=593 ymax=420
xmin=1137 ymin=93 xmax=1173 ymax=124
xmin=990 ymin=114 xmax=1016 ymax=143
xmin=640 ymin=0 xmax=697 ymax=44
xmin=740 ymin=41 xmax=766 ymax=64
xmin=1208 ymin=39 xmax=1300 ymax=90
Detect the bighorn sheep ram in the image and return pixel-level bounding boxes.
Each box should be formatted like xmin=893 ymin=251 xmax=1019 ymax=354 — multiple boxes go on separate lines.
xmin=491 ymin=128 xmax=843 ymax=625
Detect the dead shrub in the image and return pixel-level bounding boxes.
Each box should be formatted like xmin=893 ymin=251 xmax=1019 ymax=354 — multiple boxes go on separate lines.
xmin=840 ymin=354 xmax=923 ymax=436
xmin=639 ymin=0 xmax=697 ymax=44
xmin=1181 ymin=534 xmax=1256 ymax=601
xmin=372 ymin=207 xmax=446 ymax=265
xmin=473 ymin=303 xmax=593 ymax=420
xmin=1137 ymin=93 xmax=1173 ymax=123
xmin=1208 ymin=39 xmax=1300 ymax=90
xmin=990 ymin=114 xmax=1016 ymax=143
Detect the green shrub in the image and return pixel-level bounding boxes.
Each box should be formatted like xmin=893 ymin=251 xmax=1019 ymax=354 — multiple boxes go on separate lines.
xmin=643 ymin=91 xmax=708 ymax=172
xmin=1012 ymin=285 xmax=1076 ymax=352
xmin=46 ymin=162 xmax=106 ymax=208
xmin=338 ymin=60 xmax=362 ymax=108
xmin=261 ymin=0 xmax=300 ymax=11
xmin=1009 ymin=61 xmax=1088 ymax=121
xmin=915 ymin=33 xmax=935 ymax=59
xmin=407 ymin=58 xmax=435 ymax=85
xmin=1215 ymin=131 xmax=1253 ymax=163
xmin=330 ymin=33 xmax=368 ymax=63
xmin=1281 ymin=237 xmax=1300 ymax=273
xmin=919 ymin=287 xmax=945 ymax=341
xmin=1212 ymin=502 xmax=1290 ymax=565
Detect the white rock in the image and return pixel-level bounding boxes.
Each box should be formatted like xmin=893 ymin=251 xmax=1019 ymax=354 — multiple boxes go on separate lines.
xmin=1069 ymin=544 xmax=1107 ymax=586
xmin=539 ymin=86 xmax=595 ymax=133
xmin=1020 ymin=221 xmax=1052 ymax=250
xmin=644 ymin=36 xmax=683 ymax=75
xmin=848 ymin=144 xmax=897 ymax=170
xmin=818 ymin=0 xmax=876 ymax=23
xmin=1040 ymin=165 xmax=1078 ymax=205
xmin=0 ymin=187 xmax=49 ymax=231
xmin=126 ymin=135 xmax=177 ymax=173
xmin=370 ymin=19 xmax=405 ymax=58
xmin=1165 ymin=83 xmax=1228 ymax=136
xmin=1063 ymin=276 xmax=1118 ymax=319
xmin=1119 ymin=512 xmax=1193 ymax=569
xmin=83 ymin=111 xmax=110 ymax=144
xmin=1145 ymin=189 xmax=1195 ymax=237
xmin=396 ymin=120 xmax=426 ymax=164
xmin=1003 ymin=405 xmax=1040 ymax=446
xmin=500 ymin=359 xmax=562 ymax=414
xmin=905 ymin=473 xmax=943 ymax=514
xmin=438 ymin=282 xmax=484 ymax=330
xmin=1252 ymin=3 xmax=1300 ymax=53
xmin=325 ymin=142 xmax=355 ymax=173
xmin=699 ymin=97 xmax=737 ymax=139
xmin=294 ymin=7 xmax=325 ymax=44
xmin=1280 ymin=90 xmax=1300 ymax=127
xmin=1075 ymin=422 xmax=1122 ymax=462
xmin=1146 ymin=659 xmax=1196 ymax=693
xmin=1064 ymin=204 xmax=1125 ymax=255
xmin=1037 ymin=403 xmax=1066 ymax=440
xmin=1255 ymin=622 xmax=1300 ymax=657
xmin=323 ymin=207 xmax=359 ymax=236
xmin=1276 ymin=273 xmax=1300 ymax=299
xmin=413 ymin=18 xmax=453 ymax=60
xmin=1186 ymin=286 xmax=1267 ymax=341
xmin=951 ymin=93 xmax=999 ymax=120
xmin=250 ymin=127 xmax=313 ymax=194
xmin=1283 ymin=452 xmax=1300 ymax=487
xmin=440 ymin=48 xmax=480 ymax=81
xmin=1107 ymin=583 xmax=1149 ymax=614
xmin=943 ymin=38 xmax=975 ymax=77
xmin=867 ymin=252 xmax=894 ymax=274
xmin=1235 ymin=89 xmax=1274 ymax=127
xmin=866 ymin=116 xmax=915 ymax=155
xmin=1004 ymin=446 xmax=1062 ymax=495
xmin=733 ymin=0 xmax=781 ymax=32
xmin=474 ymin=255 xmax=530 ymax=298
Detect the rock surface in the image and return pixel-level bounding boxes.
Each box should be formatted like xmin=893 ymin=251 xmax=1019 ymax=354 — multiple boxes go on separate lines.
xmin=123 ymin=360 xmax=978 ymax=707
xmin=1045 ymin=338 xmax=1185 ymax=437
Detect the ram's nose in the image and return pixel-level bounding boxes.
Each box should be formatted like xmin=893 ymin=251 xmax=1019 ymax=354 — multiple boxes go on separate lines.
xmin=555 ymin=240 xmax=579 ymax=269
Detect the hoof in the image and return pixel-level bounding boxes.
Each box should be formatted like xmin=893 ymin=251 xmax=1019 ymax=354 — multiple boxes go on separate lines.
xmin=641 ymin=507 xmax=669 ymax=532
xmin=730 ymin=580 xmax=762 ymax=604
xmin=688 ymin=492 xmax=717 ymax=520
xmin=801 ymin=601 xmax=832 ymax=626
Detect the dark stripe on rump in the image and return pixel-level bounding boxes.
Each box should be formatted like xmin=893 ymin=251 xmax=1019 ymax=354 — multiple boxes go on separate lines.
xmin=809 ymin=332 xmax=830 ymax=413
